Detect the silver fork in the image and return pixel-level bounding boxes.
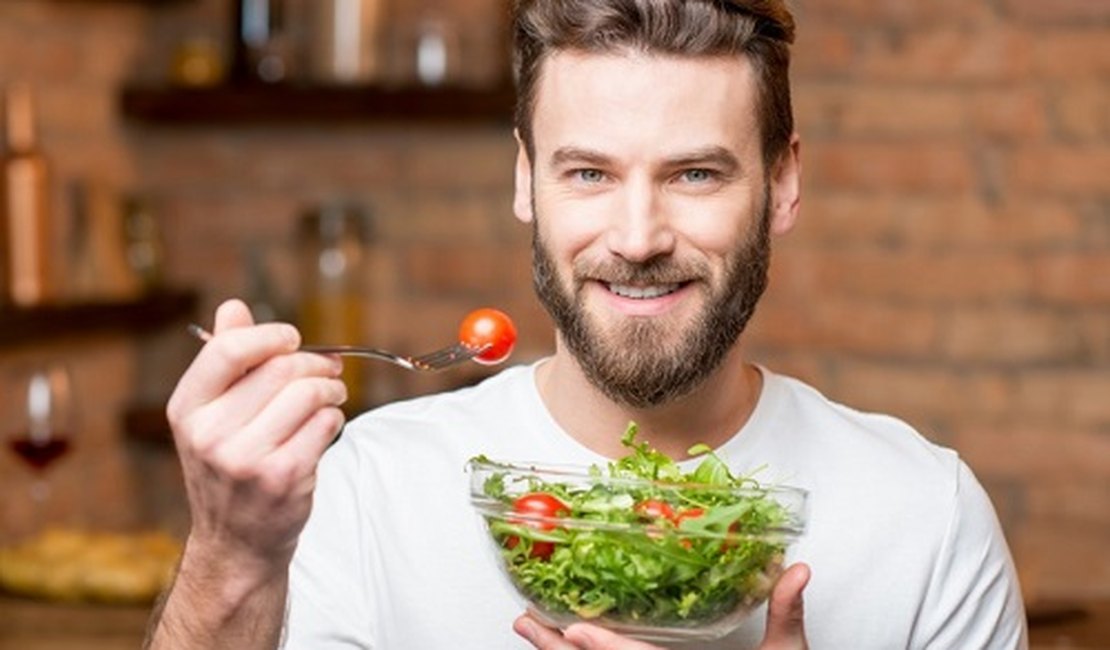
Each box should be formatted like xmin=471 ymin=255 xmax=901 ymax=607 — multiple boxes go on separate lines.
xmin=187 ymin=324 xmax=487 ymax=371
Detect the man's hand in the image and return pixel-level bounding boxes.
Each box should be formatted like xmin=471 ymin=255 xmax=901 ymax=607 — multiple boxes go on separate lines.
xmin=514 ymin=563 xmax=811 ymax=650
xmin=145 ymin=299 xmax=348 ymax=649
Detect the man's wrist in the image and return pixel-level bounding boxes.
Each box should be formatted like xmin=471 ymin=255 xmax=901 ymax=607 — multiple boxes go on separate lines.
xmin=144 ymin=537 xmax=292 ymax=650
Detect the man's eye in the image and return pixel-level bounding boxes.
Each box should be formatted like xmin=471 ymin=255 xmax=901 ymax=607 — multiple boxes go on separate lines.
xmin=681 ymin=169 xmax=715 ymax=183
xmin=575 ymin=169 xmax=606 ymax=183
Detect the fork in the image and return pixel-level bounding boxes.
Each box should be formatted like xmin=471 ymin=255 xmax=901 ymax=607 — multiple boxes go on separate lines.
xmin=187 ymin=324 xmax=487 ymax=371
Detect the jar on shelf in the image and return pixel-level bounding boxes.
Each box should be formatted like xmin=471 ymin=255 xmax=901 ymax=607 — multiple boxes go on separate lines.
xmin=296 ymin=201 xmax=374 ymax=410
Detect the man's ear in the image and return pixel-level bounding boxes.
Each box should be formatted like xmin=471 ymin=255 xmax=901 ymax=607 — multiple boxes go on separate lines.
xmin=769 ymin=133 xmax=801 ymax=236
xmin=513 ymin=130 xmax=535 ymax=224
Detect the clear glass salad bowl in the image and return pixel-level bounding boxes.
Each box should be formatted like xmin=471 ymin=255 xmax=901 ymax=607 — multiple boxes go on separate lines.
xmin=468 ymin=457 xmax=808 ymax=642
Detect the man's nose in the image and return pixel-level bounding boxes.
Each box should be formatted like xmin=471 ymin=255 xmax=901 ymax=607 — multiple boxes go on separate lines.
xmin=605 ymin=179 xmax=676 ymax=263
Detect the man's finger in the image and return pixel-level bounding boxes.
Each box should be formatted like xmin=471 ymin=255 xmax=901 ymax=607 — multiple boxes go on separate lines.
xmin=213 ymin=298 xmax=255 ymax=335
xmin=169 ymin=301 xmax=300 ymax=418
xmin=761 ymin=562 xmax=810 ymax=650
xmin=564 ymin=622 xmax=663 ymax=649
xmin=514 ymin=614 xmax=579 ymax=649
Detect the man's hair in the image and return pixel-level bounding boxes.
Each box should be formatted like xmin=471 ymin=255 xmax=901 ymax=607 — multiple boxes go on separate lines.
xmin=512 ymin=0 xmax=796 ymax=170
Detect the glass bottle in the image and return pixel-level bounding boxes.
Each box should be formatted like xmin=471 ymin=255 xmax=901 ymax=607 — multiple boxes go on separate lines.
xmin=1 ymin=83 xmax=54 ymax=307
xmin=297 ymin=202 xmax=373 ymax=410
xmin=230 ymin=0 xmax=292 ymax=83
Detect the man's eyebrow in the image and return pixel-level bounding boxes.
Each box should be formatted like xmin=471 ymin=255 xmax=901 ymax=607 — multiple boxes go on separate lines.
xmin=548 ymin=145 xmax=743 ymax=175
xmin=549 ymin=146 xmax=612 ymax=167
xmin=663 ymin=146 xmax=742 ymax=174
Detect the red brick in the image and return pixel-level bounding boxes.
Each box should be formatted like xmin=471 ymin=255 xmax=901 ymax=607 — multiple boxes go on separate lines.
xmin=854 ymin=26 xmax=1034 ymax=82
xmin=1053 ymin=82 xmax=1110 ymax=140
xmin=941 ymin=307 xmax=1086 ymax=364
xmin=827 ymin=362 xmax=1015 ymax=424
xmin=400 ymin=243 xmax=513 ymax=296
xmin=751 ymin=297 xmax=939 ymax=356
xmin=0 ymin=32 xmax=81 ymax=81
xmin=1010 ymin=519 xmax=1110 ymax=601
xmin=137 ymin=131 xmax=411 ymax=192
xmin=1079 ymin=313 xmax=1110 ymax=362
xmin=806 ymin=141 xmax=976 ymax=193
xmin=799 ymin=193 xmax=1085 ymax=249
xmin=820 ymin=86 xmax=967 ymax=137
xmin=796 ymin=0 xmax=992 ymax=26
xmin=1006 ymin=145 xmax=1110 ymax=196
xmin=901 ymin=197 xmax=1084 ymax=248
xmin=1032 ymin=252 xmax=1110 ymax=305
xmin=791 ymin=193 xmax=902 ymax=245
xmin=954 ymin=425 xmax=1109 ymax=482
xmin=1025 ymin=482 xmax=1110 ymax=528
xmin=808 ymin=249 xmax=1032 ymax=303
xmin=1032 ymin=29 xmax=1110 ymax=80
xmin=1003 ymin=0 xmax=1110 ymax=24
xmin=793 ymin=27 xmax=856 ymax=77
xmin=398 ymin=132 xmax=517 ymax=191
xmin=1015 ymin=370 xmax=1110 ymax=428
xmin=967 ymin=86 xmax=1050 ymax=140
xmin=379 ymin=192 xmax=502 ymax=243
xmin=38 ymin=87 xmax=117 ymax=138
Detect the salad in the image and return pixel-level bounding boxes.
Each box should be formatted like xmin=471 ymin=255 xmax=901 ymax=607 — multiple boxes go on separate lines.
xmin=469 ymin=424 xmax=806 ymax=637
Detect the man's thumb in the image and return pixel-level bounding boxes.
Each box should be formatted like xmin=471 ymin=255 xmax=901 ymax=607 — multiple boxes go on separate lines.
xmin=761 ymin=563 xmax=810 ymax=650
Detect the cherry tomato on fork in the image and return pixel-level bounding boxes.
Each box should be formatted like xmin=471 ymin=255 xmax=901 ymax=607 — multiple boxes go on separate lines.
xmin=458 ymin=308 xmax=517 ymax=365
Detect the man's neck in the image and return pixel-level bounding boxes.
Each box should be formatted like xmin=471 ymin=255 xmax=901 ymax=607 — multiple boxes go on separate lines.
xmin=534 ymin=344 xmax=763 ymax=460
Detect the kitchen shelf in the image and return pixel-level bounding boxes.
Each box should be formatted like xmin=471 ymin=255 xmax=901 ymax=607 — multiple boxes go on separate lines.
xmin=119 ymin=81 xmax=516 ymax=125
xmin=0 ymin=289 xmax=198 ymax=348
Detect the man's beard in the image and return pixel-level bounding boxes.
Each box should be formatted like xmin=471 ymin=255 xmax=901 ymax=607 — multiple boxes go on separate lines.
xmin=531 ymin=188 xmax=772 ymax=409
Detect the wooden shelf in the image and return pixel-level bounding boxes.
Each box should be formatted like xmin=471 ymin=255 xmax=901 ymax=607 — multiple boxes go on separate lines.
xmin=0 ymin=289 xmax=199 ymax=348
xmin=119 ymin=81 xmax=516 ymax=126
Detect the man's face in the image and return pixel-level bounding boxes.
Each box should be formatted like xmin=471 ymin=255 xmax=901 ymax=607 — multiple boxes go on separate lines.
xmin=515 ymin=51 xmax=796 ymax=408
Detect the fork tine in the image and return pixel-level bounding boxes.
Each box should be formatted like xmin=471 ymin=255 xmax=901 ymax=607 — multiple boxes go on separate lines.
xmin=412 ymin=343 xmax=472 ymax=369
xmin=412 ymin=342 xmax=488 ymax=370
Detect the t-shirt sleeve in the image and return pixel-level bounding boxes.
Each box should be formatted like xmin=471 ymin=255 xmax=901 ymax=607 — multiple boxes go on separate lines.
xmin=282 ymin=434 xmax=376 ymax=649
xmin=911 ymin=459 xmax=1028 ymax=650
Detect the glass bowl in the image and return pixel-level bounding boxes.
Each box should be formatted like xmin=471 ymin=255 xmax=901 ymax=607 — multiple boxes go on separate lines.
xmin=468 ymin=458 xmax=807 ymax=642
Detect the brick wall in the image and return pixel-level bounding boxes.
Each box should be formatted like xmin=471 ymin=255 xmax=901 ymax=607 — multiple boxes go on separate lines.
xmin=0 ymin=0 xmax=1106 ymax=600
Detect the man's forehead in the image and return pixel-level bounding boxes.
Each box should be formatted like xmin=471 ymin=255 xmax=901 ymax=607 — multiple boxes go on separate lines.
xmin=530 ymin=50 xmax=760 ymax=160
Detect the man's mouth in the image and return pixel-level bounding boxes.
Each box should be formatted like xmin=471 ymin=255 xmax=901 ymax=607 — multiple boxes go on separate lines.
xmin=606 ymin=283 xmax=683 ymax=299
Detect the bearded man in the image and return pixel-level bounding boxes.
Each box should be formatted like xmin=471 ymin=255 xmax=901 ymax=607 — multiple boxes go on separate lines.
xmin=145 ymin=1 xmax=1027 ymax=649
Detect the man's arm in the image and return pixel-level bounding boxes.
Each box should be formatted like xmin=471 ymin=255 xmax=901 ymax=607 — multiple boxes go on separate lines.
xmin=145 ymin=546 xmax=288 ymax=649
xmin=912 ymin=461 xmax=1028 ymax=649
xmin=143 ymin=299 xmax=347 ymax=650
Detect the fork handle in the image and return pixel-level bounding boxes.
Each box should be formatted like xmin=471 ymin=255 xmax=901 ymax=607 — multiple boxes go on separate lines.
xmin=299 ymin=345 xmax=415 ymax=368
xmin=188 ymin=324 xmax=416 ymax=369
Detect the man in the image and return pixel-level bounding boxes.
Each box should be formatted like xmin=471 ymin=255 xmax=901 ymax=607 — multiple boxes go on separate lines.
xmin=145 ymin=1 xmax=1027 ymax=648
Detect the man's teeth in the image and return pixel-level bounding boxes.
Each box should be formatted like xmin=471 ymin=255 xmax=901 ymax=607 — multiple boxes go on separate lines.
xmin=607 ymin=283 xmax=680 ymax=299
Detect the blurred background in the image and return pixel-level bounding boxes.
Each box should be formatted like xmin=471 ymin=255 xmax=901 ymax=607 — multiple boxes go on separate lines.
xmin=0 ymin=0 xmax=1106 ymax=647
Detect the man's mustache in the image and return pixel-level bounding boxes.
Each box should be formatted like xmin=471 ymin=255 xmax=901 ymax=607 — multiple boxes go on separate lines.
xmin=572 ymin=258 xmax=708 ymax=287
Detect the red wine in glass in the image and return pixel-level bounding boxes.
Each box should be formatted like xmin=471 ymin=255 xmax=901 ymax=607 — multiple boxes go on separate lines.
xmin=6 ymin=364 xmax=76 ymax=504
xmin=9 ymin=433 xmax=71 ymax=471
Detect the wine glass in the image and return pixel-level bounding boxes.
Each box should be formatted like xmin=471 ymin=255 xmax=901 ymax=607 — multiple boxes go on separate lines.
xmin=4 ymin=363 xmax=76 ymax=504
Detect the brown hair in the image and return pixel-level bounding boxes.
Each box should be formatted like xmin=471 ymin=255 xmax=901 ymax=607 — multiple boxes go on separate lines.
xmin=512 ymin=0 xmax=796 ymax=170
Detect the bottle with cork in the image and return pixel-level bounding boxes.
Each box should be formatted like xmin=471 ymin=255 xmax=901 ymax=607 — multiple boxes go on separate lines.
xmin=1 ymin=83 xmax=54 ymax=307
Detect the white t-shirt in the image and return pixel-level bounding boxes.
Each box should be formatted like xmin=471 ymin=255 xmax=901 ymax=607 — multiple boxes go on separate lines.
xmin=284 ymin=364 xmax=1027 ymax=649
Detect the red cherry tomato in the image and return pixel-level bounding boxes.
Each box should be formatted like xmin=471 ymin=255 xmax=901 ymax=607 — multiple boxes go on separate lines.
xmin=674 ymin=507 xmax=705 ymax=525
xmin=674 ymin=508 xmax=705 ymax=549
xmin=634 ymin=499 xmax=676 ymax=522
xmin=458 ymin=308 xmax=517 ymax=365
xmin=507 ymin=492 xmax=569 ymax=560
